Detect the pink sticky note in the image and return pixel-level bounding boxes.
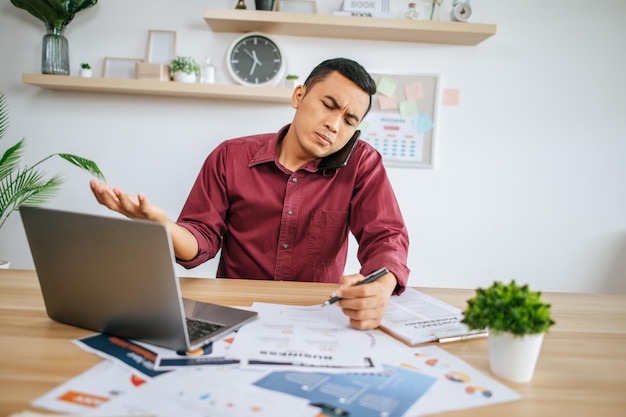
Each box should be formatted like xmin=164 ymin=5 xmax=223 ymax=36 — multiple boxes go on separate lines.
xmin=442 ymin=88 xmax=460 ymax=106
xmin=405 ymin=82 xmax=424 ymax=100
xmin=377 ymin=94 xmax=398 ymax=111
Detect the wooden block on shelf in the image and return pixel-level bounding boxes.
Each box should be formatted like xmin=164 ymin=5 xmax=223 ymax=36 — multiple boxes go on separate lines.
xmin=135 ymin=63 xmax=170 ymax=81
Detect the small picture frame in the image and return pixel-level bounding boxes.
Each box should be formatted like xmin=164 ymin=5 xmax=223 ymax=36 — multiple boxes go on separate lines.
xmin=102 ymin=57 xmax=143 ymax=79
xmin=276 ymin=0 xmax=317 ymax=13
xmin=146 ymin=30 xmax=177 ymax=65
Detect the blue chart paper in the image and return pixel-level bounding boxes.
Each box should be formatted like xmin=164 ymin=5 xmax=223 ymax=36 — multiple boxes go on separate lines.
xmin=254 ymin=364 xmax=437 ymax=417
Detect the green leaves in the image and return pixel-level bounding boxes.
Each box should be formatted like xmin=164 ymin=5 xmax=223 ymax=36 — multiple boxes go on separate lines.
xmin=170 ymin=56 xmax=201 ymax=76
xmin=461 ymin=280 xmax=555 ymax=336
xmin=10 ymin=0 xmax=98 ymax=27
xmin=0 ymin=92 xmax=105 ymax=230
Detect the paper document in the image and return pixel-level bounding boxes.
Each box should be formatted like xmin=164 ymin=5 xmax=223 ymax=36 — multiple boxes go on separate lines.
xmin=380 ymin=288 xmax=487 ymax=345
xmin=228 ymin=302 xmax=381 ymax=372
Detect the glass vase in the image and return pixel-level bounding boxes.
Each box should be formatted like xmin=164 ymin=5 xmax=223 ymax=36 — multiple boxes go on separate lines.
xmin=42 ymin=24 xmax=69 ymax=75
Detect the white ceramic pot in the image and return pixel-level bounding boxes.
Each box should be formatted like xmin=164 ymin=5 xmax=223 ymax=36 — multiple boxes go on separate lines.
xmin=284 ymin=79 xmax=298 ymax=89
xmin=173 ymin=72 xmax=197 ymax=83
xmin=488 ymin=332 xmax=544 ymax=383
xmin=0 ymin=260 xmax=10 ymax=269
xmin=79 ymin=68 xmax=92 ymax=78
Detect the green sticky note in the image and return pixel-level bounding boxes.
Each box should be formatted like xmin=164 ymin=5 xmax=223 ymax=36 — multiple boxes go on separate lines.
xmin=376 ymin=76 xmax=397 ymax=97
xmin=399 ymin=100 xmax=419 ymax=118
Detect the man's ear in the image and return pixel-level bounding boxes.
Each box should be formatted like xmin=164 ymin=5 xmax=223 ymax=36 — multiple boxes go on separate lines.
xmin=291 ymin=85 xmax=305 ymax=109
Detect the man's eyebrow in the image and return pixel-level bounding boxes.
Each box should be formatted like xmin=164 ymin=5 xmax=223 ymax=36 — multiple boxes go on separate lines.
xmin=324 ymin=95 xmax=361 ymax=124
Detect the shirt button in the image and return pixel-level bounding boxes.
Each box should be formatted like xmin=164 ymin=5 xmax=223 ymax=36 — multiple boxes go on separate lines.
xmin=288 ymin=209 xmax=294 ymax=215
xmin=283 ymin=244 xmax=289 ymax=249
xmin=292 ymin=178 xmax=298 ymax=183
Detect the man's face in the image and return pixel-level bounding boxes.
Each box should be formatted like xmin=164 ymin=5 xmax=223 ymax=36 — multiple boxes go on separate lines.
xmin=288 ymin=71 xmax=370 ymax=162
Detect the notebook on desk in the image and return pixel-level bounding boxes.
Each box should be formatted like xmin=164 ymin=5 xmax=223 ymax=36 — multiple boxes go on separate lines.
xmin=19 ymin=206 xmax=257 ymax=352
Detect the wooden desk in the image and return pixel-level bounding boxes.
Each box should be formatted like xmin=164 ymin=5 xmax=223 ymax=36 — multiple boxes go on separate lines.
xmin=1 ymin=269 xmax=625 ymax=416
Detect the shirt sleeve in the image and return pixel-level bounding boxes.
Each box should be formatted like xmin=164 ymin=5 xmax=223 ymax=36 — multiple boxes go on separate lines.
xmin=175 ymin=145 xmax=230 ymax=269
xmin=349 ymin=145 xmax=410 ymax=294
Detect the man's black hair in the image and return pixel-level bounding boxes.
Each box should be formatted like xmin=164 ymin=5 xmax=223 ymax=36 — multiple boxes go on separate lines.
xmin=303 ymin=58 xmax=377 ymax=116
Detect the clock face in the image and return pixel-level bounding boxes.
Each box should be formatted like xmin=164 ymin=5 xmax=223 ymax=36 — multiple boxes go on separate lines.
xmin=227 ymin=33 xmax=285 ymax=87
xmin=451 ymin=1 xmax=473 ymax=22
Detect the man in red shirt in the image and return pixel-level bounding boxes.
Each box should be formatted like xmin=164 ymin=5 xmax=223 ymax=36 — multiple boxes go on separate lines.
xmin=90 ymin=58 xmax=409 ymax=330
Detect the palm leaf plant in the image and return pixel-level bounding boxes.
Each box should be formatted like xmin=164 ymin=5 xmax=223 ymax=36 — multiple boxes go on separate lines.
xmin=0 ymin=92 xmax=105 ymax=230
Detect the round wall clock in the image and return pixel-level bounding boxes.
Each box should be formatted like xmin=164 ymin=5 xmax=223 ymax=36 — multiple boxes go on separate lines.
xmin=226 ymin=32 xmax=286 ymax=87
xmin=450 ymin=0 xmax=473 ymax=22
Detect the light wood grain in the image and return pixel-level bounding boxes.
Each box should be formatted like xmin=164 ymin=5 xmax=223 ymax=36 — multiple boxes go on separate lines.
xmin=22 ymin=74 xmax=294 ymax=103
xmin=1 ymin=269 xmax=625 ymax=416
xmin=202 ymin=9 xmax=497 ymax=46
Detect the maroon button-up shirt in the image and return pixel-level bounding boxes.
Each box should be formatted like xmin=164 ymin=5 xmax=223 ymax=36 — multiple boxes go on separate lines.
xmin=176 ymin=125 xmax=410 ymax=291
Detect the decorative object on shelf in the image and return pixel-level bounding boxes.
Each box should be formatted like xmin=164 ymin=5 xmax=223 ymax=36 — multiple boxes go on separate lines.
xmin=461 ymin=280 xmax=555 ymax=383
xmin=10 ymin=0 xmax=98 ymax=75
xmin=79 ymin=63 xmax=92 ymax=78
xmin=427 ymin=0 xmax=441 ymax=20
xmin=451 ymin=0 xmax=472 ymax=22
xmin=200 ymin=58 xmax=215 ymax=84
xmin=0 ymin=92 xmax=105 ymax=233
xmin=404 ymin=2 xmax=419 ymax=20
xmin=226 ymin=32 xmax=285 ymax=87
xmin=284 ymin=74 xmax=299 ymax=89
xmin=235 ymin=0 xmax=247 ymax=9
xmin=103 ymin=57 xmax=143 ymax=79
xmin=135 ymin=62 xmax=169 ymax=81
xmin=146 ymin=30 xmax=177 ymax=65
xmin=276 ymin=0 xmax=316 ymax=13
xmin=255 ymin=0 xmax=275 ymax=11
xmin=170 ymin=56 xmax=200 ymax=83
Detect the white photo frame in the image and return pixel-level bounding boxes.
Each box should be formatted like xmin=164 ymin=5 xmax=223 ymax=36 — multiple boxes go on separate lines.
xmin=102 ymin=57 xmax=143 ymax=79
xmin=146 ymin=30 xmax=177 ymax=65
xmin=276 ymin=0 xmax=317 ymax=13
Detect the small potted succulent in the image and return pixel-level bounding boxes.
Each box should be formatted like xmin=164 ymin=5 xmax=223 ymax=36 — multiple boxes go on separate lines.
xmin=170 ymin=56 xmax=200 ymax=83
xmin=461 ymin=280 xmax=555 ymax=383
xmin=79 ymin=62 xmax=92 ymax=77
xmin=284 ymin=74 xmax=299 ymax=89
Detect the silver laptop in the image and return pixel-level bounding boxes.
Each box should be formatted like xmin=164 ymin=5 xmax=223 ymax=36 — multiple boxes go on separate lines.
xmin=19 ymin=206 xmax=257 ymax=352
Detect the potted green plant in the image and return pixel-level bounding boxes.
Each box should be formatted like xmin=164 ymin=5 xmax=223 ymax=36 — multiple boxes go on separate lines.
xmin=10 ymin=0 xmax=98 ymax=75
xmin=0 ymin=92 xmax=105 ymax=235
xmin=461 ymin=280 xmax=555 ymax=383
xmin=285 ymin=74 xmax=299 ymax=89
xmin=170 ymin=56 xmax=200 ymax=84
xmin=79 ymin=62 xmax=92 ymax=78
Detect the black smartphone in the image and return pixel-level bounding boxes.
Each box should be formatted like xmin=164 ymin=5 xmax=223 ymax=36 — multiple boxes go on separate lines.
xmin=318 ymin=130 xmax=361 ymax=170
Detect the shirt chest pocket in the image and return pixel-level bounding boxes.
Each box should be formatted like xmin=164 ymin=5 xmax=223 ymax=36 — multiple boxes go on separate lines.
xmin=307 ymin=210 xmax=349 ymax=268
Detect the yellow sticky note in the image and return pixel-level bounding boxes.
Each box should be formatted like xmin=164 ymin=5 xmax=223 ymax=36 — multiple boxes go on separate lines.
xmin=405 ymin=82 xmax=424 ymax=100
xmin=376 ymin=76 xmax=397 ymax=97
xmin=377 ymin=94 xmax=398 ymax=111
xmin=399 ymin=100 xmax=419 ymax=118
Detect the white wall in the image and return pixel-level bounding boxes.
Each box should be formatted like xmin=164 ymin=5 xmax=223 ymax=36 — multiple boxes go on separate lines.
xmin=0 ymin=0 xmax=624 ymax=293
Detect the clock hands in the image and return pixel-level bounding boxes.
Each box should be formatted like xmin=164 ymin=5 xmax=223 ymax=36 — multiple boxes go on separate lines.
xmin=243 ymin=48 xmax=263 ymax=75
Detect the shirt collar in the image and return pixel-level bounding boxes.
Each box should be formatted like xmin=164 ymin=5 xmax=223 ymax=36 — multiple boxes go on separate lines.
xmin=249 ymin=124 xmax=322 ymax=173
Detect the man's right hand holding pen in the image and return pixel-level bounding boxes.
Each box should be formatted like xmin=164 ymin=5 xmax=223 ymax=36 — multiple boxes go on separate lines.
xmin=329 ymin=267 xmax=398 ymax=330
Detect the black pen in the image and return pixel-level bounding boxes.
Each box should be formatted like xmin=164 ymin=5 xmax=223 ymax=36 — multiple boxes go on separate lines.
xmin=322 ymin=267 xmax=389 ymax=307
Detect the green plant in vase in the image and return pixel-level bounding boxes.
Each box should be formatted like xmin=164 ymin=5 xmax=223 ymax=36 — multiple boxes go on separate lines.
xmin=10 ymin=0 xmax=98 ymax=75
xmin=0 ymin=92 xmax=105 ymax=231
xmin=170 ymin=56 xmax=201 ymax=83
xmin=461 ymin=280 xmax=555 ymax=383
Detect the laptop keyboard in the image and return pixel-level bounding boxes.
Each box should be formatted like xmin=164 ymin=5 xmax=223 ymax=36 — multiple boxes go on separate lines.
xmin=186 ymin=317 xmax=226 ymax=342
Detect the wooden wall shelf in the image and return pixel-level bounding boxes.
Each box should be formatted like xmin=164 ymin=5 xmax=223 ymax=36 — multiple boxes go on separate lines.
xmin=21 ymin=74 xmax=293 ymax=103
xmin=203 ymin=8 xmax=496 ymax=46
